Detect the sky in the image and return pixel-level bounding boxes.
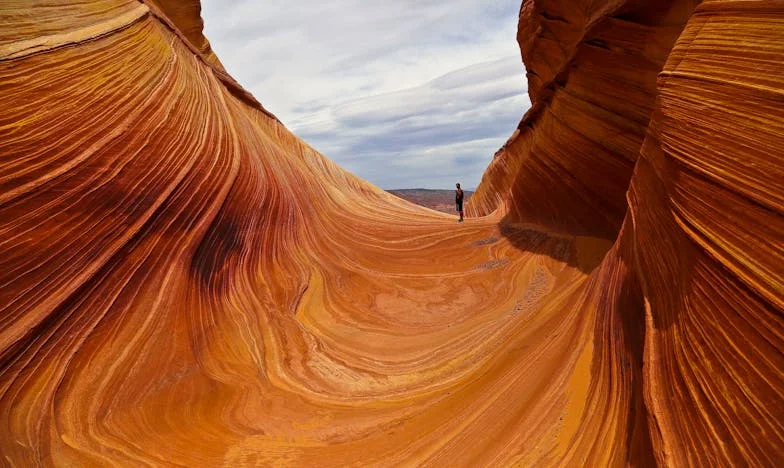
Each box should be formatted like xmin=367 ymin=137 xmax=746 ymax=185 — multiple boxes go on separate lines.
xmin=202 ymin=0 xmax=530 ymax=189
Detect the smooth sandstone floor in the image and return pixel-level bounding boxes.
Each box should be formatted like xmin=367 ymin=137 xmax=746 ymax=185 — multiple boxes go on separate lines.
xmin=138 ymin=212 xmax=613 ymax=466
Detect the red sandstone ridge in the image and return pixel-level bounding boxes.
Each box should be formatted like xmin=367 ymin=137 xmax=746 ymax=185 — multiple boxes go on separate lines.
xmin=0 ymin=0 xmax=782 ymax=466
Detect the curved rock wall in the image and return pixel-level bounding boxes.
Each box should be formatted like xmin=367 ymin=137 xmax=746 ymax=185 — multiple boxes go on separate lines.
xmin=472 ymin=0 xmax=784 ymax=465
xmin=0 ymin=0 xmax=781 ymax=465
xmin=630 ymin=2 xmax=784 ymax=463
xmin=469 ymin=0 xmax=700 ymax=240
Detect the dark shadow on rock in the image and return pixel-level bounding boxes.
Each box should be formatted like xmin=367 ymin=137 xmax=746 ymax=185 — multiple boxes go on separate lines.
xmin=612 ymin=248 xmax=657 ymax=466
xmin=495 ymin=220 xmax=613 ymax=275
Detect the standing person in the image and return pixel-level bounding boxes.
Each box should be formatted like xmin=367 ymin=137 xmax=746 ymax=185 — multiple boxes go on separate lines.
xmin=455 ymin=183 xmax=464 ymax=223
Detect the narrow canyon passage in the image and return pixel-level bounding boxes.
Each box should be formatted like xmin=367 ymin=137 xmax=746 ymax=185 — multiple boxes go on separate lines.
xmin=1 ymin=0 xmax=782 ymax=466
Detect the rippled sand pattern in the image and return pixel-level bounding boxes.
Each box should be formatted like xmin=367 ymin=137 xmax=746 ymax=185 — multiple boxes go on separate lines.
xmin=1 ymin=0 xmax=782 ymax=466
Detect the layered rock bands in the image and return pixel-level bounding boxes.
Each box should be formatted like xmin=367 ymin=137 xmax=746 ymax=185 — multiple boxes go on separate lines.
xmin=0 ymin=0 xmax=782 ymax=466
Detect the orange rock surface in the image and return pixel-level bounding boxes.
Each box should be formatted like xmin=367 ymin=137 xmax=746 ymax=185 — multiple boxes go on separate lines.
xmin=0 ymin=0 xmax=782 ymax=466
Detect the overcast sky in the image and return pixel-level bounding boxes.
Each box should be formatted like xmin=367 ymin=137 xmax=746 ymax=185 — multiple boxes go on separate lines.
xmin=202 ymin=0 xmax=529 ymax=189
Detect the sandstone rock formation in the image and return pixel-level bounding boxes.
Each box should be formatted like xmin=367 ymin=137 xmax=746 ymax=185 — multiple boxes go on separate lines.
xmin=0 ymin=0 xmax=781 ymax=466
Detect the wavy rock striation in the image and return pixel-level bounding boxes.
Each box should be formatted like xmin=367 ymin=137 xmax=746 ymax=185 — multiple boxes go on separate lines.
xmin=0 ymin=0 xmax=782 ymax=466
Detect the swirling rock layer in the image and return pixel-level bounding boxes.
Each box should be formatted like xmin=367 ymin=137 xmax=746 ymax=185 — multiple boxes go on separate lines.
xmin=0 ymin=0 xmax=782 ymax=466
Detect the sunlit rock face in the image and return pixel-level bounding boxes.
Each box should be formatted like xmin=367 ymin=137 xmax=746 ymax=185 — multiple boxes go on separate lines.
xmin=472 ymin=0 xmax=784 ymax=465
xmin=469 ymin=0 xmax=701 ymax=240
xmin=629 ymin=3 xmax=784 ymax=464
xmin=0 ymin=0 xmax=781 ymax=466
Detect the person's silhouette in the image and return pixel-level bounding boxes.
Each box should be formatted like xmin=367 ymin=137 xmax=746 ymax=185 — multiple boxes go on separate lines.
xmin=455 ymin=183 xmax=464 ymax=223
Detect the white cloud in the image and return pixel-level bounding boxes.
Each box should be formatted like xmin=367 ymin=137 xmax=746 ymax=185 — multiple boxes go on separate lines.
xmin=202 ymin=0 xmax=530 ymax=189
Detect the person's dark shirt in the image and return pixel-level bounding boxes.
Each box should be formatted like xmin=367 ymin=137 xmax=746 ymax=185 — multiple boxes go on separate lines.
xmin=456 ymin=189 xmax=464 ymax=203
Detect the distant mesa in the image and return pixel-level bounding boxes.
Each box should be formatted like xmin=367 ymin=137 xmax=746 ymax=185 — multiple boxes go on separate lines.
xmin=387 ymin=188 xmax=473 ymax=214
